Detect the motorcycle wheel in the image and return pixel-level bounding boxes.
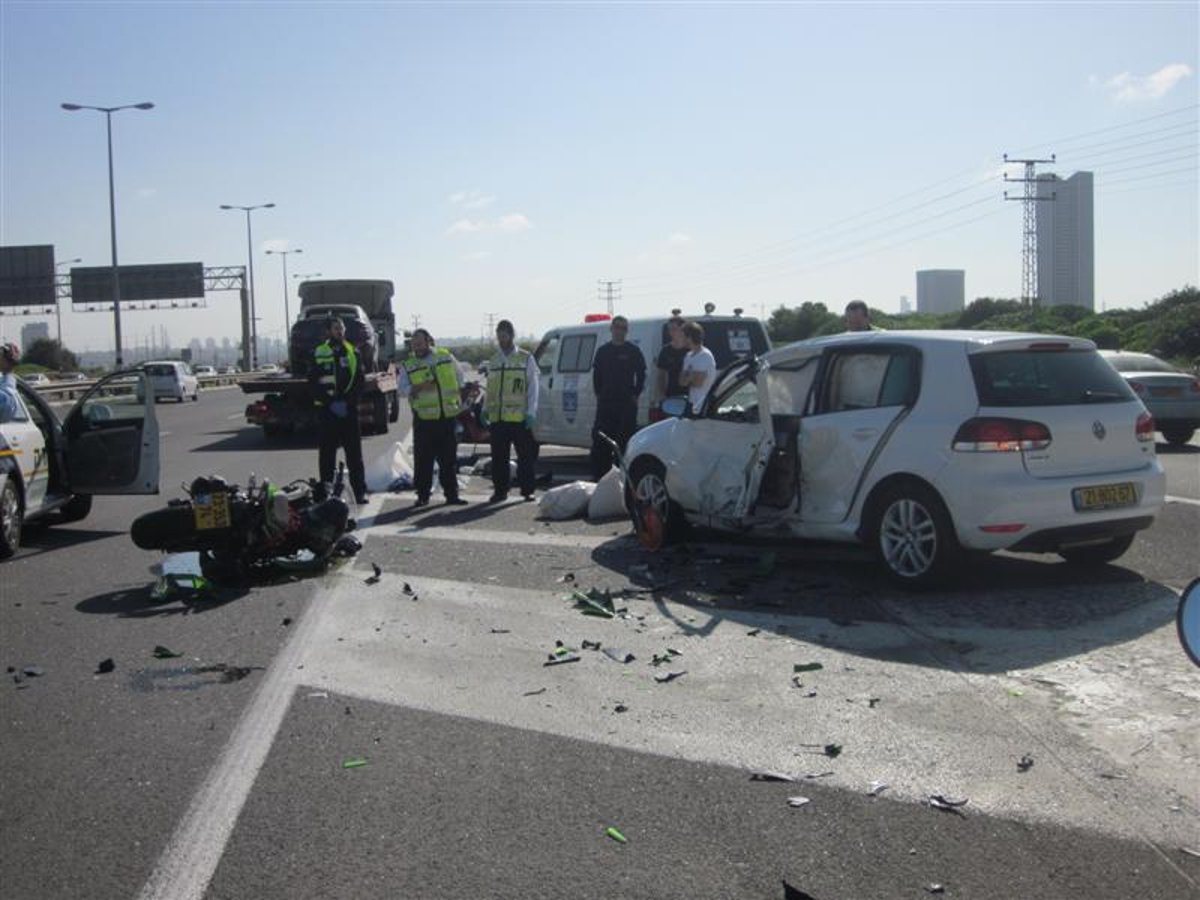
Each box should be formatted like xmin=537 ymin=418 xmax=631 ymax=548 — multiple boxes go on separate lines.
xmin=199 ymin=549 xmax=245 ymax=583
xmin=131 ymin=505 xmax=197 ymax=551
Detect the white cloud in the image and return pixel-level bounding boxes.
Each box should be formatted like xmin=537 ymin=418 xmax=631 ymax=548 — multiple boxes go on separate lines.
xmin=449 ymin=190 xmax=496 ymax=210
xmin=447 ymin=213 xmax=532 ymax=237
xmin=1104 ymin=63 xmax=1193 ymax=103
xmin=667 ymin=232 xmax=692 ymax=245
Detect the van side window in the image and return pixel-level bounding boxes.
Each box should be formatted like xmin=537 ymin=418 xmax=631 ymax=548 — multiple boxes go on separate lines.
xmin=558 ymin=334 xmax=597 ymax=373
xmin=535 ymin=335 xmax=560 ymax=375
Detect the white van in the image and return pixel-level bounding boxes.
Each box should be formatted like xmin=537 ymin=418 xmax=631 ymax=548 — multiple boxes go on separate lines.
xmin=141 ymin=360 xmax=199 ymax=403
xmin=532 ymin=310 xmax=771 ymax=448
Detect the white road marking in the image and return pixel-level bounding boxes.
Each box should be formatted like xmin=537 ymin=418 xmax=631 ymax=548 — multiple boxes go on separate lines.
xmin=159 ymin=431 xmax=171 ymax=438
xmin=1166 ymin=494 xmax=1200 ymax=507
xmin=226 ymin=413 xmax=244 ymax=420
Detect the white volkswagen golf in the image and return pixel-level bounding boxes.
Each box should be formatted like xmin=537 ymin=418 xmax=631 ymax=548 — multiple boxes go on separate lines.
xmin=622 ymin=331 xmax=1166 ymax=588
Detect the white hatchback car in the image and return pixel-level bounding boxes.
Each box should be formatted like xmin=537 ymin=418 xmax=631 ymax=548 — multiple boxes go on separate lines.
xmin=622 ymin=330 xmax=1166 ymax=588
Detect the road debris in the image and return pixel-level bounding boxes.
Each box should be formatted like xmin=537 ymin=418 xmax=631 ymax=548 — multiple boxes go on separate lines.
xmin=281 ymin=617 xmax=293 ymax=627
xmin=570 ymin=588 xmax=622 ymax=619
xmin=868 ymin=781 xmax=889 ymax=797
xmin=402 ymin=582 xmax=414 ymax=595
xmin=782 ymin=880 xmax=818 ymax=900
xmin=602 ymin=648 xmax=636 ymax=664
xmin=925 ymin=885 xmax=945 ymax=895
xmin=1017 ymin=754 xmax=1034 ymax=773
xmin=22 ymin=666 xmax=45 ymax=678
xmin=613 ymin=704 xmax=629 ymax=713
xmin=96 ymin=659 xmax=115 ymax=675
xmin=522 ymin=687 xmax=547 ymax=696
xmin=1180 ymin=847 xmax=1200 ymax=859
xmin=581 ymin=640 xmax=602 ymax=651
xmin=793 ymin=662 xmax=824 ymax=673
xmin=306 ymin=691 xmax=329 ymax=698
xmin=490 ymin=628 xmax=511 ymax=635
xmin=605 ymin=826 xmax=628 ymax=844
xmin=654 ymin=670 xmax=687 ymax=683
xmin=342 ymin=758 xmax=368 ymax=769
xmin=746 ymin=628 xmax=762 ymax=636
xmin=802 ymin=771 xmax=834 ymax=780
xmin=364 ymin=563 xmax=383 ymax=585
xmin=557 ymin=572 xmax=576 ymax=584
xmin=868 ymin=698 xmax=881 ymax=709
xmin=928 ymin=794 xmax=969 ymax=814
xmin=544 ymin=653 xmax=581 ymax=666
xmin=750 ymin=771 xmax=796 ymax=783
xmin=152 ymin=645 xmax=182 ymax=659
xmin=196 ymin=664 xmax=262 ymax=683
xmin=799 ymin=743 xmax=842 ymax=759
xmin=786 ymin=796 xmax=811 ymax=808
xmin=651 ymin=649 xmax=682 ymax=666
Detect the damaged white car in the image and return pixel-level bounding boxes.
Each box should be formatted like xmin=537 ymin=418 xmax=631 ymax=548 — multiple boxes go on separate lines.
xmin=622 ymin=331 xmax=1166 ymax=588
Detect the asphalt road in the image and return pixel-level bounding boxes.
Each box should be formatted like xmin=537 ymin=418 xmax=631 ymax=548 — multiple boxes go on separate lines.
xmin=1 ymin=386 xmax=1197 ymax=900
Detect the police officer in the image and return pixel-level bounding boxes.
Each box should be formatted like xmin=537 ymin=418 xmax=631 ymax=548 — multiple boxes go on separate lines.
xmin=399 ymin=328 xmax=466 ymax=507
xmin=310 ymin=316 xmax=368 ymax=504
xmin=482 ymin=319 xmax=539 ymax=503
xmin=0 ymin=341 xmax=22 ymax=424
xmin=590 ymin=315 xmax=646 ymax=480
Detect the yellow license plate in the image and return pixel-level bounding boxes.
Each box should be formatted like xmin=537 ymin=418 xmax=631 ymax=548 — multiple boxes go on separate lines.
xmin=1073 ymin=482 xmax=1137 ymax=511
xmin=193 ymin=492 xmax=232 ymax=530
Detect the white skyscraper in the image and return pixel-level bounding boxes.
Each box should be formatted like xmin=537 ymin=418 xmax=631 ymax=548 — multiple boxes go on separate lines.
xmin=916 ymin=269 xmax=965 ymax=314
xmin=1036 ymin=171 xmax=1094 ymax=309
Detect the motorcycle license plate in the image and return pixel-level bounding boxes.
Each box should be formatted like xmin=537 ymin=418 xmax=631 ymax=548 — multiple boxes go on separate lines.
xmin=193 ymin=492 xmax=232 ymax=530
xmin=1072 ymin=482 xmax=1137 ymax=512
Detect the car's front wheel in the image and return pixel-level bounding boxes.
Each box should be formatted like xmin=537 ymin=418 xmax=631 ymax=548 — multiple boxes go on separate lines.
xmin=1057 ymin=534 xmax=1135 ymax=565
xmin=869 ymin=481 xmax=960 ymax=589
xmin=1161 ymin=426 xmax=1194 ymax=446
xmin=627 ymin=460 xmax=684 ymax=551
xmin=0 ymin=475 xmax=22 ymax=559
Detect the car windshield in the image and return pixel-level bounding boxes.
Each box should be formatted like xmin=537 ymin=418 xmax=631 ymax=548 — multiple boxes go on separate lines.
xmin=970 ymin=349 xmax=1137 ymax=406
xmin=1105 ymin=353 xmax=1179 ymax=374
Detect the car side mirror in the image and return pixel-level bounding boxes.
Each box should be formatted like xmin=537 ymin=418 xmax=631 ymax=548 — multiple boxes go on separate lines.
xmin=661 ymin=397 xmax=687 ymax=418
xmin=1179 ymin=578 xmax=1200 ymax=668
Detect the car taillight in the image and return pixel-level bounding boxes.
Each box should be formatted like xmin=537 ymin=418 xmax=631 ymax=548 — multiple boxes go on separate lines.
xmin=1136 ymin=411 xmax=1155 ymax=442
xmin=952 ymin=417 xmax=1052 ymax=452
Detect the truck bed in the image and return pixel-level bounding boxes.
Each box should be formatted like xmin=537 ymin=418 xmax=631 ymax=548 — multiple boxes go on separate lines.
xmin=240 ymin=370 xmax=397 ymax=396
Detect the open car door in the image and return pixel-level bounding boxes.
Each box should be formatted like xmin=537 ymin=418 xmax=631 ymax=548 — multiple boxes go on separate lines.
xmin=62 ymin=370 xmax=160 ymax=494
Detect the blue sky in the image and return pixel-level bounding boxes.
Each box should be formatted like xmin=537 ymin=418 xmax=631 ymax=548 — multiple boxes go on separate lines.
xmin=1 ymin=1 xmax=1196 ymax=353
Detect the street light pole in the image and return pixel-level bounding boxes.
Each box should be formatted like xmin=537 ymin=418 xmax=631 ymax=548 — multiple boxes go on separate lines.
xmin=53 ymin=258 xmax=82 ymax=344
xmin=265 ymin=247 xmax=303 ymax=331
xmin=61 ymin=101 xmax=154 ymax=368
xmin=220 ymin=202 xmax=274 ymax=369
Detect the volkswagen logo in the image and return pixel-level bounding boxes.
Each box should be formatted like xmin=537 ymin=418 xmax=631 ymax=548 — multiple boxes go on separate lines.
xmin=1093 ymin=420 xmax=1107 ymax=440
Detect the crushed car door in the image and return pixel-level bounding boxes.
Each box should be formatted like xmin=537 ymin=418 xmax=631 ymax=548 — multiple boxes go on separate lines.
xmin=62 ymin=369 xmax=160 ymax=494
xmin=799 ymin=347 xmax=919 ymax=524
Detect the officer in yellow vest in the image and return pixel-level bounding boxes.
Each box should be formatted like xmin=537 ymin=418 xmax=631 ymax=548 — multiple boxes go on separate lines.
xmin=480 ymin=319 xmax=540 ymax=503
xmin=310 ymin=316 xmax=368 ymax=504
xmin=399 ymin=328 xmax=466 ymax=508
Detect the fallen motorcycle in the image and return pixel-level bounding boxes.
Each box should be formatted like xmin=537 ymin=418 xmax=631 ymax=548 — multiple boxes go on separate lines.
xmin=130 ymin=465 xmax=358 ymax=582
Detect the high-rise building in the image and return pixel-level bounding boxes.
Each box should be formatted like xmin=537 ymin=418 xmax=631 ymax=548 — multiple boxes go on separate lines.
xmin=20 ymin=321 xmax=50 ymax=348
xmin=899 ymin=295 xmax=912 ymax=315
xmin=1036 ymin=171 xmax=1093 ymax=309
xmin=916 ymin=270 xmax=965 ymax=314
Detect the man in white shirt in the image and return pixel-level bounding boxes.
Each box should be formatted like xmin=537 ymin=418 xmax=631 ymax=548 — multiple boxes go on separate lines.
xmin=678 ymin=321 xmax=717 ymax=414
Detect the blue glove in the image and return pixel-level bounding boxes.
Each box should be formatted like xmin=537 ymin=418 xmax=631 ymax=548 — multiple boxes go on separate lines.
xmin=479 ymin=409 xmax=490 ymax=427
xmin=329 ymin=400 xmax=348 ymax=418
xmin=524 ymin=414 xmax=536 ymax=430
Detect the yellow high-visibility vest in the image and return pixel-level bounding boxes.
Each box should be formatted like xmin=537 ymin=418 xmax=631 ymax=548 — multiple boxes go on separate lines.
xmin=404 ymin=348 xmax=460 ymax=420
xmin=486 ymin=349 xmax=531 ymax=423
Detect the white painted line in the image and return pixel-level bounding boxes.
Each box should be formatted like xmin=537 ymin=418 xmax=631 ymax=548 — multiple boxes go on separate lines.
xmin=225 ymin=413 xmax=244 ymax=420
xmin=159 ymin=431 xmax=172 ymax=438
xmin=1166 ymin=494 xmax=1200 ymax=507
xmin=393 ymin=524 xmax=618 ymax=550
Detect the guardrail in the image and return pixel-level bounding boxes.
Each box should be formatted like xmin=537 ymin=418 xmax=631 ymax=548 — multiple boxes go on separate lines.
xmin=30 ymin=373 xmax=247 ymax=402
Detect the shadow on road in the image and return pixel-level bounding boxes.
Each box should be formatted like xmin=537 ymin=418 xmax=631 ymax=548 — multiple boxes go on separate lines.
xmin=192 ymin=428 xmax=319 ymax=453
xmin=75 ymin=582 xmax=250 ymax=618
xmin=15 ymin=524 xmax=127 ymax=559
xmin=587 ymin=534 xmax=1178 ymax=674
xmin=1156 ymin=441 xmax=1198 ymax=455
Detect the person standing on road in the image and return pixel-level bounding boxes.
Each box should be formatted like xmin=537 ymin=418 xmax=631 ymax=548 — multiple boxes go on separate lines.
xmin=678 ymin=320 xmax=717 ymax=414
xmin=310 ymin=316 xmax=368 ymax=504
xmin=482 ymin=319 xmax=540 ymax=503
xmin=0 ymin=341 xmax=21 ymax=424
xmin=654 ymin=315 xmax=688 ymax=412
xmin=399 ymin=328 xmax=467 ymax=508
xmin=590 ymin=315 xmax=646 ymax=481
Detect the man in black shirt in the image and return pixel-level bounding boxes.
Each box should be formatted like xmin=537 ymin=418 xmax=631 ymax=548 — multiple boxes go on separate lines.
xmin=654 ymin=315 xmax=688 ymax=410
xmin=591 ymin=315 xmax=646 ymax=480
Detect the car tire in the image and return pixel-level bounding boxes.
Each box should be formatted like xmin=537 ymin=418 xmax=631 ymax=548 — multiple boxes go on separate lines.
xmin=869 ymin=481 xmax=961 ymax=589
xmin=627 ymin=459 xmax=685 ymax=551
xmin=199 ymin=549 xmax=244 ymax=583
xmin=0 ymin=475 xmax=22 ymax=559
xmin=58 ymin=493 xmax=93 ymax=524
xmin=1161 ymin=426 xmax=1194 ymax=446
xmin=1057 ymin=534 xmax=1135 ymax=565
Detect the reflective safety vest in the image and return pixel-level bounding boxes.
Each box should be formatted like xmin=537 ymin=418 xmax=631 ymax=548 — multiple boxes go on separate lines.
xmin=485 ymin=348 xmax=532 ymax=424
xmin=404 ymin=348 xmax=460 ymax=420
xmin=312 ymin=339 xmax=359 ymax=407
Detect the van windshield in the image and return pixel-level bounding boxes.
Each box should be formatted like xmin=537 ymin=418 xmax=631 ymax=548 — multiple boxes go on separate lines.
xmin=662 ymin=319 xmax=770 ymax=367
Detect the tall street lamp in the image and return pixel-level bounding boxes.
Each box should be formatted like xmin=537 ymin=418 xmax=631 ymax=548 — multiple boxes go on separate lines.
xmin=265 ymin=247 xmax=302 ymax=330
xmin=53 ymin=257 xmax=82 ymax=343
xmin=220 ymin=202 xmax=274 ymax=368
xmin=61 ymin=101 xmax=154 ymax=368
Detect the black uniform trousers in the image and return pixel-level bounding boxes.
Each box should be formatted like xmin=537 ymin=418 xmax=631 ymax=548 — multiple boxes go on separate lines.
xmin=413 ymin=416 xmax=460 ymax=501
xmin=489 ymin=420 xmax=539 ymax=497
xmin=318 ymin=409 xmax=366 ymax=499
xmin=591 ymin=399 xmax=638 ymax=481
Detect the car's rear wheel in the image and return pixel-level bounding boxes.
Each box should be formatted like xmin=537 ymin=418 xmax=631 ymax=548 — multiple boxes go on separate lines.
xmin=627 ymin=460 xmax=684 ymax=551
xmin=1161 ymin=426 xmax=1194 ymax=446
xmin=1057 ymin=533 xmax=1135 ymax=565
xmin=869 ymin=482 xmax=960 ymax=589
xmin=0 ymin=475 xmax=22 ymax=559
xmin=58 ymin=493 xmax=93 ymax=524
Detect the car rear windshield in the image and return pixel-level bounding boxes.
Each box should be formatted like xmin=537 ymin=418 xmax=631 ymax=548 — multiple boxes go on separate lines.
xmin=969 ymin=349 xmax=1137 ymax=407
xmin=145 ymin=364 xmax=176 ymax=377
xmin=660 ymin=319 xmax=770 ymax=367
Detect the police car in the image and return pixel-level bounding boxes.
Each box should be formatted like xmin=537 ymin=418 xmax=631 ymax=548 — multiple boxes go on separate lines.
xmin=0 ymin=370 xmax=160 ymax=558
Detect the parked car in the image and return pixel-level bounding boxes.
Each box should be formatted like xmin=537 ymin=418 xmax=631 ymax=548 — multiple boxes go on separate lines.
xmin=0 ymin=370 xmax=161 ymax=557
xmin=140 ymin=360 xmax=199 ymax=402
xmin=219 ymin=365 xmax=241 ymax=375
xmin=57 ymin=372 xmax=89 ymax=382
xmin=255 ymin=363 xmax=281 ymax=374
xmin=193 ymin=365 xmax=217 ymax=377
xmin=1099 ymin=350 xmax=1200 ymax=446
xmin=621 ymin=330 xmax=1165 ymax=588
xmin=18 ymin=372 xmax=51 ymax=387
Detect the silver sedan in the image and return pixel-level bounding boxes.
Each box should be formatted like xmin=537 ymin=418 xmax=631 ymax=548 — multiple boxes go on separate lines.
xmin=1100 ymin=350 xmax=1200 ymax=445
